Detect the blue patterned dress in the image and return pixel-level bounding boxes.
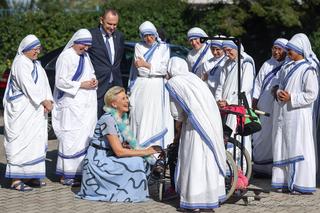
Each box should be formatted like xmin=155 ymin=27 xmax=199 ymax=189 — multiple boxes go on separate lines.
xmin=77 ymin=113 xmax=150 ymax=202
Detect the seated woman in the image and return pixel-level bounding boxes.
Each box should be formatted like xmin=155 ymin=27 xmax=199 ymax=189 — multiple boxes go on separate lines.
xmin=77 ymin=86 xmax=161 ymax=202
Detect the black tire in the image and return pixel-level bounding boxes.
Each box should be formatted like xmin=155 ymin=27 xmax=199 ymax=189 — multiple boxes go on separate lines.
xmin=224 ymin=151 xmax=238 ymax=201
xmin=47 ymin=112 xmax=56 ymax=140
xmin=227 ymin=138 xmax=252 ymax=181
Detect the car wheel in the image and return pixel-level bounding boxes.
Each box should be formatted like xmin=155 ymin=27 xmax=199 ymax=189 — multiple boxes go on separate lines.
xmin=47 ymin=112 xmax=56 ymax=140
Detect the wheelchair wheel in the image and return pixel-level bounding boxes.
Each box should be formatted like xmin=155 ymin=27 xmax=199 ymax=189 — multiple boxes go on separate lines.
xmin=227 ymin=137 xmax=252 ymax=181
xmin=225 ymin=151 xmax=238 ymax=201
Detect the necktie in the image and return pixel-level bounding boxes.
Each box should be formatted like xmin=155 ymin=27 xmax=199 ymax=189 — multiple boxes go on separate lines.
xmin=105 ymin=35 xmax=113 ymax=65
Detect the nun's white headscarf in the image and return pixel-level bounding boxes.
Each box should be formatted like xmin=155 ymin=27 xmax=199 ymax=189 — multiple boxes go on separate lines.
xmin=210 ymin=35 xmax=226 ymax=49
xmin=139 ymin=21 xmax=160 ymax=41
xmin=286 ymin=33 xmax=319 ymax=70
xmin=187 ymin=27 xmax=208 ymax=41
xmin=168 ymin=56 xmax=189 ymax=78
xmin=63 ymin=29 xmax=92 ymax=51
xmin=273 ymin=38 xmax=288 ymax=51
xmin=17 ymin=34 xmax=41 ymax=55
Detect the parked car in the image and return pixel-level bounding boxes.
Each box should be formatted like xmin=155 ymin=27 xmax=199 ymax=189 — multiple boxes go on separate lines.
xmin=0 ymin=42 xmax=189 ymax=139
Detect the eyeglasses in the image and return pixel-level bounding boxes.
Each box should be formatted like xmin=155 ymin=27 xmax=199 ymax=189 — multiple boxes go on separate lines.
xmin=32 ymin=46 xmax=42 ymax=52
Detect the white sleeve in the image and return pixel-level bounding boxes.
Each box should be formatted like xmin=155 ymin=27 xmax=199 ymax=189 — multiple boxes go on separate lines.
xmin=215 ymin=66 xmax=225 ymax=101
xmin=291 ymin=69 xmax=319 ymax=108
xmin=149 ymin=44 xmax=170 ymax=76
xmin=15 ymin=63 xmax=46 ymax=106
xmin=55 ymin=55 xmax=81 ymax=97
xmin=252 ymin=63 xmax=267 ymax=99
xmin=241 ymin=61 xmax=255 ymax=100
xmin=170 ymin=97 xmax=185 ymax=122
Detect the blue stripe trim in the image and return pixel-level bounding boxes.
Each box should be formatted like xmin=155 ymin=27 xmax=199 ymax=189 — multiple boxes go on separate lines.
xmin=281 ymin=60 xmax=307 ymax=89
xmin=140 ymin=128 xmax=168 ymax=148
xmin=273 ymin=41 xmax=287 ymax=50
xmin=271 ymin=183 xmax=316 ymax=193
xmin=188 ymin=33 xmax=205 ymax=41
xmin=165 ymin=83 xmax=225 ymax=177
xmin=209 ymin=56 xmax=226 ymax=76
xmin=222 ymin=40 xmax=237 ymax=50
xmin=141 ymin=30 xmax=157 ymax=37
xmin=22 ymin=40 xmax=41 ymax=52
xmin=271 ymin=182 xmax=288 ymax=189
xmin=180 ymin=201 xmax=220 ymax=209
xmin=191 ymin=42 xmax=210 ymax=74
xmin=288 ymin=162 xmax=296 ymax=190
xmin=210 ymin=41 xmax=223 ymax=48
xmin=293 ymin=185 xmax=316 ymax=193
xmin=57 ymin=54 xmax=85 ymax=99
xmin=286 ymin=43 xmax=303 ymax=56
xmin=5 ymin=172 xmax=45 ymax=179
xmin=273 ymin=155 xmax=304 ymax=166
xmin=57 ymin=147 xmax=87 ymax=159
xmin=74 ymin=38 xmax=92 ymax=46
xmin=261 ymin=65 xmax=282 ymax=92
xmin=143 ymin=42 xmax=159 ymax=62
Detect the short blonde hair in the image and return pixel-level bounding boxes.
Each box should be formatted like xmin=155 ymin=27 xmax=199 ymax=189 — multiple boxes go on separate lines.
xmin=104 ymin=86 xmax=126 ymax=107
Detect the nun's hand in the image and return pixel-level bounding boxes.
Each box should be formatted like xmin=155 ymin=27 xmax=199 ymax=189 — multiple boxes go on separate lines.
xmin=278 ymin=90 xmax=291 ymax=102
xmin=42 ymin=100 xmax=53 ymax=113
xmin=135 ymin=57 xmax=151 ymax=69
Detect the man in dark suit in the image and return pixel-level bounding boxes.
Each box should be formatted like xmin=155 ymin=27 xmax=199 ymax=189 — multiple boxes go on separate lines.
xmin=88 ymin=9 xmax=125 ymax=117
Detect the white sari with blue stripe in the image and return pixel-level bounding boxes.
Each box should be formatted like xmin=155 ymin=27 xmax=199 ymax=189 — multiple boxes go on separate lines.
xmin=187 ymin=43 xmax=213 ymax=77
xmin=3 ymin=54 xmax=53 ymax=179
xmin=272 ymin=59 xmax=318 ymax=193
xmin=167 ymin=57 xmax=226 ymax=210
xmin=128 ymin=41 xmax=174 ymax=150
xmin=215 ymin=52 xmax=256 ymax=159
xmin=252 ymin=57 xmax=286 ymax=175
xmin=52 ymin=48 xmax=97 ymax=179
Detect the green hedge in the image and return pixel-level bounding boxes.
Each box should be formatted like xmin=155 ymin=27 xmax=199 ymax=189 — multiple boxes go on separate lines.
xmin=1 ymin=0 xmax=320 ymax=73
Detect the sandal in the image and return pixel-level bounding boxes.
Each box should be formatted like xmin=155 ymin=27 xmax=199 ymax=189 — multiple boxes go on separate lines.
xmin=25 ymin=179 xmax=47 ymax=187
xmin=10 ymin=181 xmax=33 ymax=192
xmin=60 ymin=178 xmax=81 ymax=187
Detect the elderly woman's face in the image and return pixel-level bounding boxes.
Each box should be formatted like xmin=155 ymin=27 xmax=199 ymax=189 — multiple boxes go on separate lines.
xmin=211 ymin=47 xmax=224 ymax=58
xmin=189 ymin=38 xmax=202 ymax=51
xmin=224 ymin=47 xmax=238 ymax=60
xmin=143 ymin=34 xmax=156 ymax=46
xmin=73 ymin=43 xmax=90 ymax=55
xmin=272 ymin=46 xmax=286 ymax=62
xmin=24 ymin=46 xmax=41 ymax=60
xmin=112 ymin=91 xmax=129 ymax=113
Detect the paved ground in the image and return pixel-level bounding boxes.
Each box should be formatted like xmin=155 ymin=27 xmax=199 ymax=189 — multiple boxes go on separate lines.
xmin=0 ymin=110 xmax=320 ymax=213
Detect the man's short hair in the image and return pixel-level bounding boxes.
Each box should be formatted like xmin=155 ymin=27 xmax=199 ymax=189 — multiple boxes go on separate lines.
xmin=101 ymin=8 xmax=118 ymax=18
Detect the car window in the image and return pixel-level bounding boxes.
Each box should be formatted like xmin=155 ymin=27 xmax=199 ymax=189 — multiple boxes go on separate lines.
xmin=45 ymin=56 xmax=58 ymax=71
xmin=170 ymin=46 xmax=189 ymax=59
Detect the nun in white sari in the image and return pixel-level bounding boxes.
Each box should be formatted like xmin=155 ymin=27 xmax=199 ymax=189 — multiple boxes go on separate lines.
xmin=166 ymin=57 xmax=226 ymax=211
xmin=215 ymin=40 xmax=255 ymax=159
xmin=272 ymin=33 xmax=318 ymax=193
xmin=186 ymin=27 xmax=213 ymax=79
xmin=3 ymin=35 xmax=53 ymax=191
xmin=252 ymin=38 xmax=288 ymax=176
xmin=128 ymin=21 xmax=174 ymax=158
xmin=52 ymin=29 xmax=97 ymax=185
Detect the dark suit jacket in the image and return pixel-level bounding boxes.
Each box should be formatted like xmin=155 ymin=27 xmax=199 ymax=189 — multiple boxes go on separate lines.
xmin=88 ymin=27 xmax=125 ymax=102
